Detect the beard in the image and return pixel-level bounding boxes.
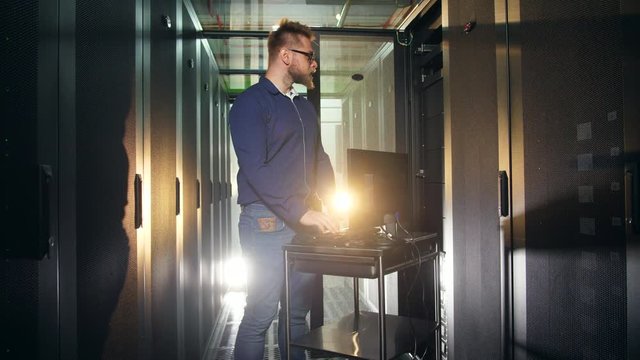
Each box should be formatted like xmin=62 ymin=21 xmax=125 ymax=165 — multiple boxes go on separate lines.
xmin=290 ymin=66 xmax=315 ymax=90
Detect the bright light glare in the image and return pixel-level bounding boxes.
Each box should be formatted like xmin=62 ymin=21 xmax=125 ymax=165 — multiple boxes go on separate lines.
xmin=224 ymin=257 xmax=247 ymax=289
xmin=333 ymin=191 xmax=352 ymax=213
xmin=335 ymin=13 xmax=342 ymax=21
xmin=272 ymin=24 xmax=279 ymax=31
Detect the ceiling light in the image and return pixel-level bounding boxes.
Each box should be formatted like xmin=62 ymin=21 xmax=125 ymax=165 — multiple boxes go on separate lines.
xmin=336 ymin=0 xmax=352 ymax=28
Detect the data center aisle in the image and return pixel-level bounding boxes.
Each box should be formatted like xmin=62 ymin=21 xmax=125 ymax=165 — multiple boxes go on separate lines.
xmin=206 ymin=278 xmax=367 ymax=360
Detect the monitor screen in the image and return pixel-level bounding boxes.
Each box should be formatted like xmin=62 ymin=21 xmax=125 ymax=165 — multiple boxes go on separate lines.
xmin=346 ymin=149 xmax=410 ymax=232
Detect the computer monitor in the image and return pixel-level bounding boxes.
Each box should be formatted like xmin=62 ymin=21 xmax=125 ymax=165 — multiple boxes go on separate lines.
xmin=346 ymin=149 xmax=410 ymax=233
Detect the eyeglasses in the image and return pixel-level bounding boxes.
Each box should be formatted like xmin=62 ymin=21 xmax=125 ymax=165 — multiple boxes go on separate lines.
xmin=288 ymin=48 xmax=316 ymax=63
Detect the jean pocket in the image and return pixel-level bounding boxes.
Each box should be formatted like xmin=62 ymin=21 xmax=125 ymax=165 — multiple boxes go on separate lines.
xmin=244 ymin=205 xmax=286 ymax=233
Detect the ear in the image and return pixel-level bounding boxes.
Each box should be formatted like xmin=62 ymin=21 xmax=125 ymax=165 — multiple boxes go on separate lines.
xmin=280 ymin=48 xmax=291 ymax=66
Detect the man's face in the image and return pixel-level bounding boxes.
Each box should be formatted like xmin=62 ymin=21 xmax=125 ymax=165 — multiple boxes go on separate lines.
xmin=288 ymin=36 xmax=317 ymax=90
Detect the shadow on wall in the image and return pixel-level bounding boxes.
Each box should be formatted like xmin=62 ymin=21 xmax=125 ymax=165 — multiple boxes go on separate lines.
xmin=509 ymin=151 xmax=629 ymax=360
xmin=76 ymin=2 xmax=137 ymax=358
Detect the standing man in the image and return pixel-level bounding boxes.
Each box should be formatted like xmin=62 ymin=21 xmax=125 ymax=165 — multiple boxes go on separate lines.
xmin=229 ymin=18 xmax=339 ymax=360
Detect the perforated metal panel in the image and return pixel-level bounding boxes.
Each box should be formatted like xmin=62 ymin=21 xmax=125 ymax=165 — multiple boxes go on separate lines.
xmin=518 ymin=0 xmax=626 ymax=358
xmin=444 ymin=0 xmax=503 ymax=358
xmin=75 ymin=0 xmax=138 ymax=358
xmin=2 ymin=0 xmax=41 ymax=259
xmin=182 ymin=6 xmax=201 ymax=358
xmin=200 ymin=42 xmax=215 ymax=355
xmin=149 ymin=0 xmax=179 ymax=358
xmin=212 ymin=83 xmax=223 ymax=313
xmin=2 ymin=0 xmax=59 ymax=358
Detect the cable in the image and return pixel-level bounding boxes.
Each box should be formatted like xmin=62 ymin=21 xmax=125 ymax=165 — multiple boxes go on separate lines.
xmin=397 ymin=218 xmax=412 ymax=238
xmin=396 ymin=29 xmax=414 ymax=47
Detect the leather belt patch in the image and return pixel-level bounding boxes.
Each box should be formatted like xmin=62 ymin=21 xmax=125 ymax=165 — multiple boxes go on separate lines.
xmin=257 ymin=216 xmax=277 ymax=232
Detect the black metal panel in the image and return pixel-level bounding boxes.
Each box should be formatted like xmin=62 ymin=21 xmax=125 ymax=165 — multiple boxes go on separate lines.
xmin=517 ymin=0 xmax=626 ymax=358
xmin=411 ymin=8 xmax=443 ymax=235
xmin=415 ymin=78 xmax=443 ymax=234
xmin=2 ymin=0 xmax=60 ymax=358
xmin=220 ymin=105 xmax=230 ymax=255
xmin=445 ymin=0 xmax=502 ymax=358
xmin=622 ymin=2 xmax=640 ymax=358
xmin=149 ymin=0 xmax=178 ymax=358
xmin=75 ymin=0 xmax=137 ymax=358
xmin=1 ymin=0 xmax=52 ymax=260
xmin=181 ymin=7 xmax=200 ymax=359
xmin=199 ymin=43 xmax=214 ymax=354
xmin=1 ymin=260 xmax=39 ymax=359
xmin=211 ymin=86 xmax=223 ymax=311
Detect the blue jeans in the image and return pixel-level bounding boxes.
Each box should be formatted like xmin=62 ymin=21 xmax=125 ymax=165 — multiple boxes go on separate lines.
xmin=234 ymin=203 xmax=316 ymax=360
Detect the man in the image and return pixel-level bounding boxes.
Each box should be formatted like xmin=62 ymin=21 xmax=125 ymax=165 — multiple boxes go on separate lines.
xmin=229 ymin=18 xmax=339 ymax=360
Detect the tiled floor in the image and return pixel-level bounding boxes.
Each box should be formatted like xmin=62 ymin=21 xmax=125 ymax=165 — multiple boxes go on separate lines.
xmin=206 ymin=278 xmax=367 ymax=360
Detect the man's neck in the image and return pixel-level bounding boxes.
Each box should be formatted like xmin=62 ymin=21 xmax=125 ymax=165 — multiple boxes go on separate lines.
xmin=265 ymin=71 xmax=293 ymax=94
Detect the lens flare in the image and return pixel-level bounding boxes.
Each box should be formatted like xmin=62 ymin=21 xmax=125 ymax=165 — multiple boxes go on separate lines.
xmin=333 ymin=191 xmax=352 ymax=213
xmin=224 ymin=257 xmax=247 ymax=289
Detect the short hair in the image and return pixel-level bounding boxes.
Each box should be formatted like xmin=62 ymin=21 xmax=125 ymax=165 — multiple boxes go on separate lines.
xmin=267 ymin=18 xmax=315 ymax=62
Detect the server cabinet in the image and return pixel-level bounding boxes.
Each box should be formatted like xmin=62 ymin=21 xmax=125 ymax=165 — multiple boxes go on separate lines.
xmin=180 ymin=4 xmax=200 ymax=358
xmin=148 ymin=0 xmax=178 ymax=358
xmin=75 ymin=0 xmax=138 ymax=359
xmin=211 ymin=81 xmax=224 ymax=308
xmin=622 ymin=3 xmax=640 ymax=359
xmin=221 ymin=100 xmax=232 ymax=257
xmin=1 ymin=0 xmax=60 ymax=358
xmin=442 ymin=0 xmax=504 ymax=358
xmin=199 ymin=41 xmax=215 ymax=355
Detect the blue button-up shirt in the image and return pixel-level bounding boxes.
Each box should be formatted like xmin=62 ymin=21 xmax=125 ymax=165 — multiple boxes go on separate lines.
xmin=229 ymin=77 xmax=335 ymax=227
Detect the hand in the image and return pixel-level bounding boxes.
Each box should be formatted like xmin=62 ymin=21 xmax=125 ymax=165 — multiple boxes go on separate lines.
xmin=299 ymin=210 xmax=339 ymax=234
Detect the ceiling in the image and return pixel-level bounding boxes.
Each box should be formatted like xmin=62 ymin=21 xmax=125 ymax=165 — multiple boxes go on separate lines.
xmin=189 ymin=0 xmax=430 ymax=97
xmin=192 ymin=0 xmax=418 ymax=31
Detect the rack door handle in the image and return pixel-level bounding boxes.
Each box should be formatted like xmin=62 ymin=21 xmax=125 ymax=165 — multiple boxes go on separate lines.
xmin=499 ymin=170 xmax=509 ymax=217
xmin=38 ymin=164 xmax=53 ymax=259
xmin=176 ymin=177 xmax=181 ymax=215
xmin=134 ymin=174 xmax=143 ymax=228
xmin=196 ymin=179 xmax=201 ymax=209
xmin=625 ymin=162 xmax=639 ymax=234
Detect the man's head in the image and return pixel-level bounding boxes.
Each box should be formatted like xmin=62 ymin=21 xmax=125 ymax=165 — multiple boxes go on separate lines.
xmin=267 ymin=18 xmax=317 ymax=89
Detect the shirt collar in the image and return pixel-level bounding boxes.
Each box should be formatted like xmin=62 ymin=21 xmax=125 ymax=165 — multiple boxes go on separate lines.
xmin=259 ymin=76 xmax=298 ymax=99
xmin=284 ymin=87 xmax=299 ymax=100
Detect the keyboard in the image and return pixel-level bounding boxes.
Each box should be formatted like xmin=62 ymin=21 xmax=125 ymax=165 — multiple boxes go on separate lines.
xmin=293 ymin=229 xmax=438 ymax=250
xmin=313 ymin=232 xmax=351 ymax=244
xmin=294 ymin=228 xmax=396 ymax=248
